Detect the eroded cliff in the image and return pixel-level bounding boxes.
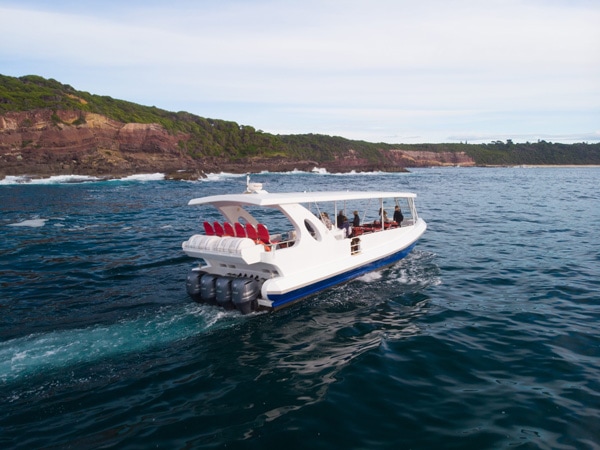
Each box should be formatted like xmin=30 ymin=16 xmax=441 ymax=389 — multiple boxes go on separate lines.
xmin=0 ymin=109 xmax=475 ymax=178
xmin=0 ymin=110 xmax=201 ymax=178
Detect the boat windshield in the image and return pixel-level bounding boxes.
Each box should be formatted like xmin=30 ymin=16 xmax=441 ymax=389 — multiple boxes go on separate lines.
xmin=305 ymin=196 xmax=416 ymax=227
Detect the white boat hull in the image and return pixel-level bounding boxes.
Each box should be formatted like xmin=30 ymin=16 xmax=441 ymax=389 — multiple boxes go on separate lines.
xmin=182 ymin=186 xmax=427 ymax=313
xmin=261 ymin=219 xmax=426 ymax=309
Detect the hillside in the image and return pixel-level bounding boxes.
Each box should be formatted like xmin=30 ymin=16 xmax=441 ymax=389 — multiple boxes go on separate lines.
xmin=1 ymin=74 xmax=599 ymax=178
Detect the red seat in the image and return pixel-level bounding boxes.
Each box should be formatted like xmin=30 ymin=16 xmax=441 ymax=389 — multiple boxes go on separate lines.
xmin=203 ymin=221 xmax=215 ymax=236
xmin=223 ymin=222 xmax=235 ymax=236
xmin=257 ymin=223 xmax=270 ymax=244
xmin=234 ymin=222 xmax=246 ymax=238
xmin=245 ymin=223 xmax=258 ymax=241
xmin=213 ymin=221 xmax=225 ymax=237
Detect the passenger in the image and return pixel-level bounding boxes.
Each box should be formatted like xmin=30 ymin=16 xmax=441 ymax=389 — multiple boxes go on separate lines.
xmin=340 ymin=215 xmax=352 ymax=237
xmin=320 ymin=212 xmax=333 ymax=230
xmin=337 ymin=210 xmax=346 ymax=229
xmin=352 ymin=210 xmax=360 ymax=227
xmin=379 ymin=208 xmax=392 ymax=223
xmin=393 ymin=205 xmax=404 ymax=226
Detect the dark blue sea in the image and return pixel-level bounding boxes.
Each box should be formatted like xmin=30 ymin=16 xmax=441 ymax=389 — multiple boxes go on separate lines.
xmin=1 ymin=168 xmax=599 ymax=450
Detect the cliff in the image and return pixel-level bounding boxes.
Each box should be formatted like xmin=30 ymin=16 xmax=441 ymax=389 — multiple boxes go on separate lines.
xmin=2 ymin=74 xmax=599 ymax=176
xmin=0 ymin=109 xmax=474 ymax=178
xmin=0 ymin=110 xmax=199 ymax=178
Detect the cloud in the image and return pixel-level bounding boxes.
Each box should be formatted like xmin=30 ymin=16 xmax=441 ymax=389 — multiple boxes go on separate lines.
xmin=1 ymin=0 xmax=599 ymax=143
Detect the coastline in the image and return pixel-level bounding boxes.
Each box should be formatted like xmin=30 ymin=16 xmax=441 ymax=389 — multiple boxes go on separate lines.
xmin=3 ymin=164 xmax=600 ymax=185
xmin=483 ymin=164 xmax=600 ymax=168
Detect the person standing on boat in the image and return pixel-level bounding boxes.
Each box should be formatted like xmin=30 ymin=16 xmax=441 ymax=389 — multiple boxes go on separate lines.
xmin=340 ymin=214 xmax=351 ymax=237
xmin=393 ymin=205 xmax=404 ymax=226
xmin=320 ymin=212 xmax=333 ymax=230
xmin=336 ymin=211 xmax=352 ymax=237
xmin=337 ymin=210 xmax=346 ymax=228
xmin=352 ymin=211 xmax=360 ymax=227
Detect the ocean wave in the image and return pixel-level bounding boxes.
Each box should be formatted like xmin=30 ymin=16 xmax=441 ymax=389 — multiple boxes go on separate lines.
xmin=0 ymin=175 xmax=102 ymax=185
xmin=0 ymin=173 xmax=167 ymax=185
xmin=201 ymin=168 xmax=417 ymax=178
xmin=113 ymin=173 xmax=165 ymax=181
xmin=356 ymin=271 xmax=384 ymax=282
xmin=0 ymin=170 xmax=413 ymax=186
xmin=7 ymin=218 xmax=48 ymax=228
xmin=201 ymin=172 xmax=246 ymax=182
xmin=293 ymin=168 xmax=410 ymax=176
xmin=0 ymin=303 xmax=239 ymax=384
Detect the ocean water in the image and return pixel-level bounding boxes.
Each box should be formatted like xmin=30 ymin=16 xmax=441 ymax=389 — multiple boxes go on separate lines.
xmin=1 ymin=168 xmax=599 ymax=450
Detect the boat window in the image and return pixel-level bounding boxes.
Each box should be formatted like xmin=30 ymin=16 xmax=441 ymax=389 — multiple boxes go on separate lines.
xmin=313 ymin=197 xmax=416 ymax=230
xmin=304 ymin=219 xmax=321 ymax=241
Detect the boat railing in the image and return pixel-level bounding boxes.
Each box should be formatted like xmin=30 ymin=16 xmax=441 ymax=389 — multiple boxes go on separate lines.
xmin=351 ymin=219 xmax=416 ymax=235
xmin=354 ymin=221 xmax=398 ymax=234
xmin=264 ymin=230 xmax=296 ymax=250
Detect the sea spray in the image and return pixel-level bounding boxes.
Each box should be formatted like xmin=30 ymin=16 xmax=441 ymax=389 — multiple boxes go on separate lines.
xmin=0 ymin=303 xmax=238 ymax=383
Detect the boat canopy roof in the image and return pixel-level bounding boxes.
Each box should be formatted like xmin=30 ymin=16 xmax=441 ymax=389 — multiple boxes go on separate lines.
xmin=188 ymin=191 xmax=416 ymax=207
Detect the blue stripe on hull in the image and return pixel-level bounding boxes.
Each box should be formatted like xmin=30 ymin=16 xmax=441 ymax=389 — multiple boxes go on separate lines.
xmin=268 ymin=242 xmax=417 ymax=309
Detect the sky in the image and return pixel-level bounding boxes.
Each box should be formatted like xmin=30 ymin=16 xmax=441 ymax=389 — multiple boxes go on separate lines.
xmin=1 ymin=0 xmax=599 ymax=144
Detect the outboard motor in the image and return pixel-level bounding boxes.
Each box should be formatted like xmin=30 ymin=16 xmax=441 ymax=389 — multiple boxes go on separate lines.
xmin=231 ymin=278 xmax=260 ymax=314
xmin=199 ymin=274 xmax=218 ymax=303
xmin=215 ymin=276 xmax=234 ymax=308
xmin=186 ymin=269 xmax=204 ymax=302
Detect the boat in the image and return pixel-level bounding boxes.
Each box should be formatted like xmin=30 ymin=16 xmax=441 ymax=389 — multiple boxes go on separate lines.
xmin=182 ymin=177 xmax=427 ymax=314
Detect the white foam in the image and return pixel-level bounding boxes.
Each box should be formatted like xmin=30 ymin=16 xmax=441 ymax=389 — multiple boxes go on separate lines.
xmin=356 ymin=271 xmax=383 ymax=282
xmin=0 ymin=175 xmax=101 ymax=185
xmin=261 ymin=168 xmax=408 ymax=176
xmin=0 ymin=173 xmax=169 ymax=185
xmin=7 ymin=219 xmax=48 ymax=228
xmin=0 ymin=176 xmax=32 ymax=185
xmin=202 ymin=172 xmax=245 ymax=182
xmin=0 ymin=304 xmax=240 ymax=383
xmin=310 ymin=167 xmax=411 ymax=176
xmin=118 ymin=173 xmax=165 ymax=181
xmin=328 ymin=170 xmax=399 ymax=176
xmin=46 ymin=175 xmax=101 ymax=183
xmin=0 ymin=169 xmax=410 ymax=186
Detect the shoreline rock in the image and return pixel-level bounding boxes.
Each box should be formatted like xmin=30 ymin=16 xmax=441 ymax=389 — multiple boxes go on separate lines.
xmin=1 ymin=109 xmax=474 ymax=179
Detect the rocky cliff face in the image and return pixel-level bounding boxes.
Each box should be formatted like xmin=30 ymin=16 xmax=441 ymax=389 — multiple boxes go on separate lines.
xmin=0 ymin=110 xmax=201 ymax=178
xmin=0 ymin=110 xmax=474 ymax=178
xmin=329 ymin=148 xmax=475 ymax=171
xmin=382 ymin=149 xmax=475 ymax=167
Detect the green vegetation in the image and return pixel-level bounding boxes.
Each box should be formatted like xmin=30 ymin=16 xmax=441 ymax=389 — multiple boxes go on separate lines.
xmin=279 ymin=134 xmax=387 ymax=162
xmin=468 ymin=140 xmax=600 ymax=165
xmin=0 ymin=74 xmax=287 ymax=159
xmin=2 ymin=73 xmax=599 ymax=165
